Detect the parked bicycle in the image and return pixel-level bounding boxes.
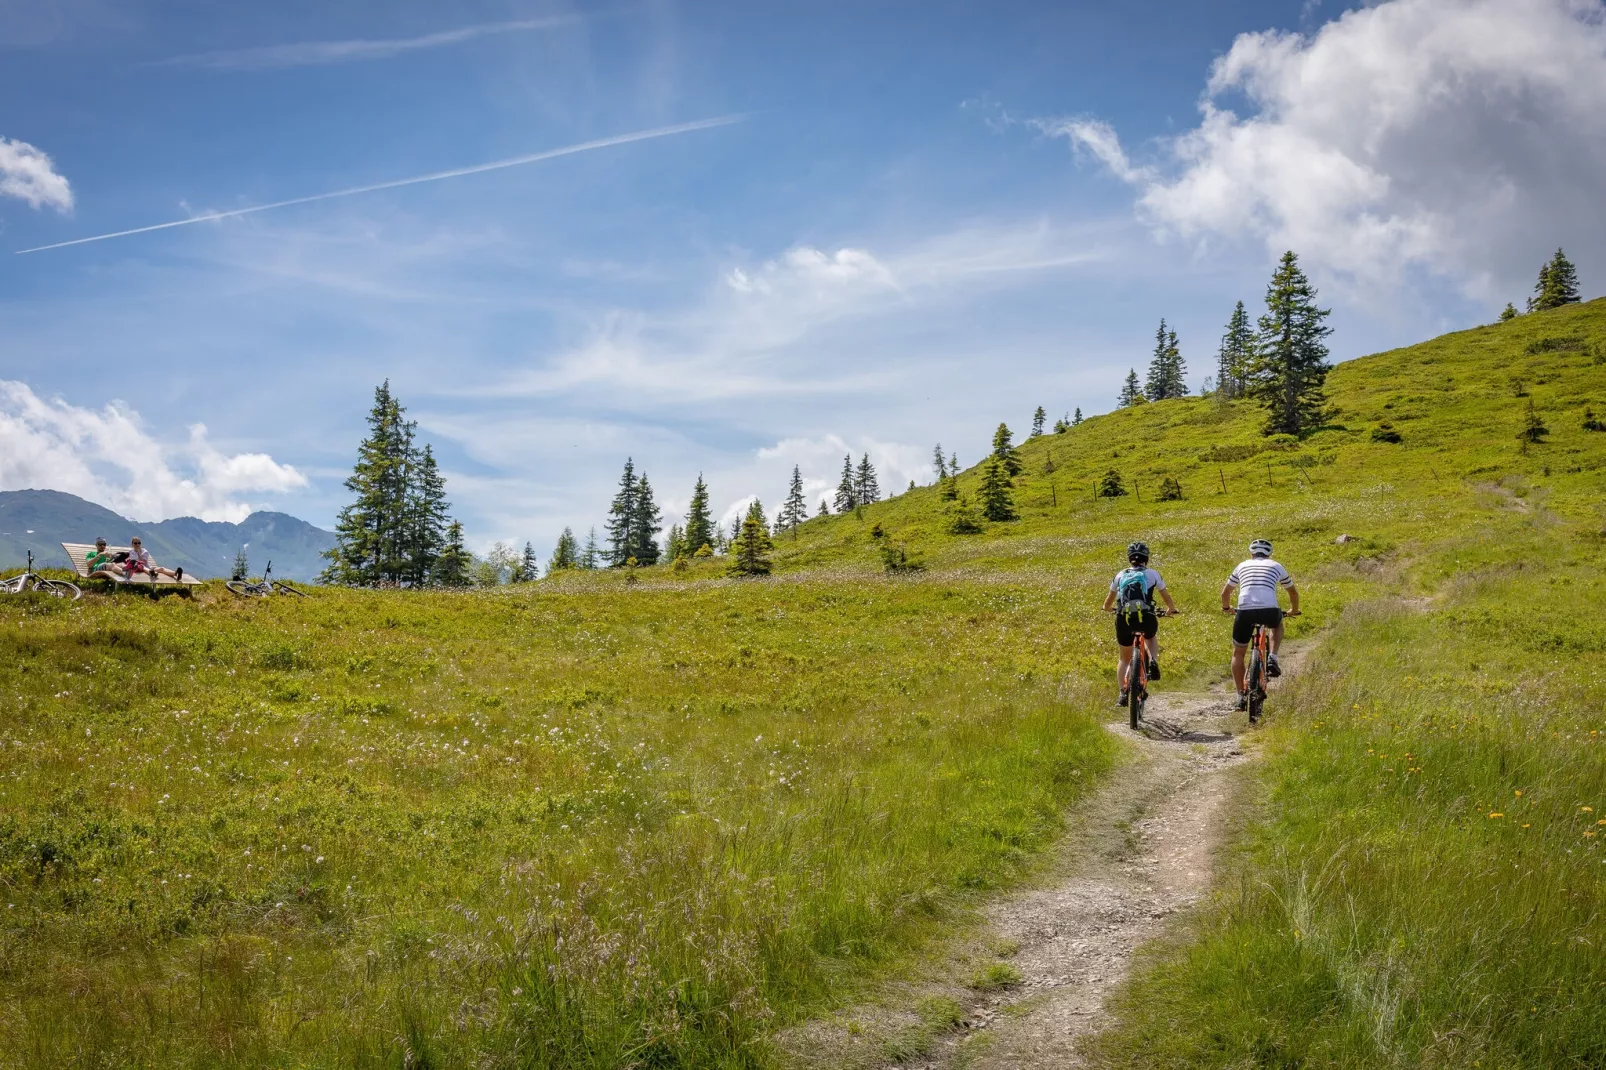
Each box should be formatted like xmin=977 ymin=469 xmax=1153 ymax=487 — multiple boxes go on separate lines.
xmin=1 ymin=551 xmax=81 ymax=600
xmin=225 ymin=561 xmax=307 ymax=599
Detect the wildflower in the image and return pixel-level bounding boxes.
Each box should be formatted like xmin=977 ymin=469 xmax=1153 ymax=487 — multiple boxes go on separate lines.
xmin=1514 ymin=790 xmax=1523 ymax=797
xmin=1582 ymin=806 xmax=1595 ymax=813
xmin=1488 ymin=812 xmax=1504 ymax=819
xmin=1521 ymin=824 xmax=1531 ymax=829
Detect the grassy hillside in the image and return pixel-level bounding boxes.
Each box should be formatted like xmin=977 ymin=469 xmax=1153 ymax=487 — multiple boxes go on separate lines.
xmin=1 ymin=300 xmax=1603 ymax=1067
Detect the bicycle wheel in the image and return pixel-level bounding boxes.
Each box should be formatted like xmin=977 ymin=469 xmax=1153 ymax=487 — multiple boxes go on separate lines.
xmin=32 ymin=579 xmax=81 ymax=600
xmin=225 ymin=581 xmax=264 ymax=598
xmin=1246 ymin=647 xmax=1266 ymax=724
xmin=1128 ymin=647 xmax=1145 ymax=730
xmin=271 ymin=581 xmax=307 ymax=597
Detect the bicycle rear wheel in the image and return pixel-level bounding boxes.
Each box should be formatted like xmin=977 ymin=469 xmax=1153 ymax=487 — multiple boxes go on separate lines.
xmin=1128 ymin=648 xmax=1146 ymax=730
xmin=225 ymin=581 xmax=265 ymax=598
xmin=271 ymin=581 xmax=307 ymax=597
xmin=1246 ymin=647 xmax=1266 ymax=724
xmin=33 ymin=579 xmax=81 ymax=600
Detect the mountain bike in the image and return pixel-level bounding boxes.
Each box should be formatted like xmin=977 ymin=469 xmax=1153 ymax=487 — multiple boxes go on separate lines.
xmin=1125 ymin=609 xmax=1169 ymax=730
xmin=1243 ymin=610 xmax=1298 ymax=724
xmin=1 ymin=551 xmax=81 ymax=600
xmin=225 ymin=561 xmax=307 ymax=599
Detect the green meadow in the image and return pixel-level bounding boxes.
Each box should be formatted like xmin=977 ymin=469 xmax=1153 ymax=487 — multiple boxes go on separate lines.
xmin=3 ymin=300 xmax=1605 ymax=1066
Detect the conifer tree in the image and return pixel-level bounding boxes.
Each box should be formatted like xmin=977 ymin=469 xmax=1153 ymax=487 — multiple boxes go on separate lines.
xmin=933 ymin=443 xmax=947 ymax=481
xmin=605 ymin=459 xmax=638 ymax=566
xmin=1146 ymin=320 xmax=1170 ymax=400
xmin=683 ymin=474 xmax=714 ymax=556
xmin=834 ymin=455 xmax=858 ymax=513
xmin=1031 ymin=406 xmax=1046 ymax=437
xmin=940 ymin=474 xmax=958 ymax=501
xmin=1517 ymin=398 xmax=1550 ymax=443
xmin=630 ymin=473 xmax=663 ymax=565
xmin=818 ymin=498 xmax=830 ymax=517
xmin=401 ymin=443 xmax=449 ymax=587
xmin=991 ymin=422 xmax=1021 ymax=477
xmin=728 ymin=516 xmax=772 ymax=576
xmin=777 ymin=465 xmax=809 ymax=534
xmin=744 ymin=499 xmax=774 ymax=552
xmin=855 ymin=454 xmax=881 ymax=505
xmin=1073 ymin=407 xmax=1083 ymax=425
xmin=322 ymin=381 xmax=413 ymax=586
xmin=581 ymin=527 xmax=600 ymax=569
xmin=1499 ymin=302 xmax=1519 ymax=323
xmin=1118 ymin=368 xmax=1143 ymax=407
xmin=949 ymin=451 xmax=958 ymax=475
xmin=1532 ymin=248 xmax=1581 ymax=311
xmin=433 ymin=521 xmax=471 ymax=587
xmin=663 ymin=524 xmax=683 ymax=561
xmin=548 ymin=529 xmax=577 ymax=572
xmin=1053 ymin=415 xmax=1069 ymax=434
xmin=978 ymin=457 xmax=1018 ymax=521
xmin=1217 ymin=300 xmax=1254 ymax=397
xmin=519 ymin=540 xmax=540 ymax=580
xmin=231 ymin=546 xmax=249 ymax=582
xmin=1249 ymin=251 xmax=1333 ymax=436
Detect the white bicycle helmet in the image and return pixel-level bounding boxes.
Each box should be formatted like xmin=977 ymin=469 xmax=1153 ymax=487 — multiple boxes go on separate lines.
xmin=1249 ymin=538 xmax=1273 ymax=557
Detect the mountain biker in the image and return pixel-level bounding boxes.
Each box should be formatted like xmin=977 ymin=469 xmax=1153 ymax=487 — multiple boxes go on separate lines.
xmin=1221 ymin=538 xmax=1300 ymax=711
xmin=1103 ymin=541 xmax=1179 ymax=707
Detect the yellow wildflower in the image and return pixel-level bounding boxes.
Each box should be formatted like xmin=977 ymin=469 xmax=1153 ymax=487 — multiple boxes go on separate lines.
xmin=1488 ymin=812 xmax=1504 ymax=819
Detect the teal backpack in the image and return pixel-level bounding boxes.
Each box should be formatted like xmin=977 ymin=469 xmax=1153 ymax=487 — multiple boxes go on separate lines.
xmin=1115 ymin=568 xmax=1151 ymax=623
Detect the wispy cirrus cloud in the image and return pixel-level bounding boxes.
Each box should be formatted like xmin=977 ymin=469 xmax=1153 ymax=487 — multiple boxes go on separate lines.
xmin=154 ymin=15 xmax=589 ymax=72
xmin=0 ymin=137 xmax=73 ymax=212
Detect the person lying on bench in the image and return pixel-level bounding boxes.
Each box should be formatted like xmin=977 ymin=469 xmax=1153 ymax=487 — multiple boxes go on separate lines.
xmin=125 ymin=537 xmax=183 ymax=582
xmin=86 ymin=537 xmax=126 ymax=578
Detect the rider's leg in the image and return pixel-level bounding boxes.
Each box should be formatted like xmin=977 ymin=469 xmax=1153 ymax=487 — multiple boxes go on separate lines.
xmin=1117 ymin=643 xmax=1133 ymax=688
xmin=1231 ymin=642 xmax=1248 ymax=692
xmin=1269 ymin=622 xmax=1284 ymax=655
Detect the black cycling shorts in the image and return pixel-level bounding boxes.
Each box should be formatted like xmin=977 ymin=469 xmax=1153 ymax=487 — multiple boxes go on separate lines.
xmin=1115 ymin=607 xmax=1158 ymax=647
xmin=1233 ymin=607 xmax=1284 ymax=645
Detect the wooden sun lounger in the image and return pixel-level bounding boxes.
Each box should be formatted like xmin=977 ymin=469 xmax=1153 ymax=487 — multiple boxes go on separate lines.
xmin=61 ymin=543 xmax=204 ymax=588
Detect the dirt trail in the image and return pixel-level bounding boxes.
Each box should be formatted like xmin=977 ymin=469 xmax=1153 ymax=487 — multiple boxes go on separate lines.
xmin=948 ymin=686 xmax=1249 ymax=1067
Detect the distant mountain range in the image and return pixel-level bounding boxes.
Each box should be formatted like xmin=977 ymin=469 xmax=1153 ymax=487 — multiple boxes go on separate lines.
xmin=0 ymin=489 xmax=336 ymax=582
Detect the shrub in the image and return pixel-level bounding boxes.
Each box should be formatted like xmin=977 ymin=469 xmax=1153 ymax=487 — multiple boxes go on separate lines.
xmin=878 ymin=542 xmax=925 ymax=573
xmin=1583 ymin=408 xmax=1605 ymax=432
xmin=1097 ymin=469 xmax=1127 ymax=498
xmin=1156 ymin=476 xmax=1183 ymax=501
xmin=945 ymin=500 xmax=983 ymax=534
xmin=1371 ymin=423 xmax=1403 ymax=443
xmin=1524 ymin=336 xmax=1588 ymax=355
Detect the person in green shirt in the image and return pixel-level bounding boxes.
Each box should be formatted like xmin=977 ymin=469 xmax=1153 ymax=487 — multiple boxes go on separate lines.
xmin=85 ymin=537 xmax=126 ymax=578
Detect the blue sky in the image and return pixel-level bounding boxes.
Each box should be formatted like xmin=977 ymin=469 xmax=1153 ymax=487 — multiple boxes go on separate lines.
xmin=3 ymin=0 xmax=1604 ymax=554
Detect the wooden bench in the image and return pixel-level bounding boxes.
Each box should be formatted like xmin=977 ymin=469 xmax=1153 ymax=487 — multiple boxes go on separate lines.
xmin=61 ymin=543 xmax=204 ymax=588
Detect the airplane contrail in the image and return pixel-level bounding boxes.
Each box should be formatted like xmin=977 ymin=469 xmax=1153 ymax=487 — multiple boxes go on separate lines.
xmin=16 ymin=115 xmax=744 ymax=255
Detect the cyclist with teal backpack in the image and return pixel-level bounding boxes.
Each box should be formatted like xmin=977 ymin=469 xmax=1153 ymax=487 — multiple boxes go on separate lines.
xmin=1102 ymin=541 xmax=1180 ymax=707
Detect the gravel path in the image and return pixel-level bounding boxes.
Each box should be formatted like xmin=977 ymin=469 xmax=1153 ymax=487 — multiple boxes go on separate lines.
xmin=953 ymin=686 xmax=1250 ymax=1067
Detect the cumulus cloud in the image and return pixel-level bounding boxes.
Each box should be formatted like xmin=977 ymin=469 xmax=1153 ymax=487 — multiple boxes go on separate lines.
xmin=0 ymin=381 xmax=306 ymax=522
xmin=0 ymin=137 xmax=73 ymax=212
xmin=1048 ymin=0 xmax=1606 ymax=299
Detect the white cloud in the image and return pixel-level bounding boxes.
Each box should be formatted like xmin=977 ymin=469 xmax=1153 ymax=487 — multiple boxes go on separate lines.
xmin=0 ymin=137 xmax=73 ymax=213
xmin=0 ymin=381 xmax=306 ymax=522
xmin=1050 ymin=0 xmax=1606 ymax=299
xmin=1033 ymin=118 xmax=1153 ymax=185
xmin=155 ymin=15 xmax=586 ymax=71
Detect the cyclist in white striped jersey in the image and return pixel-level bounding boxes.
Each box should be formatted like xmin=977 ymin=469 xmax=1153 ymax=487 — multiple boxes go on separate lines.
xmin=1220 ymin=539 xmax=1301 ymax=711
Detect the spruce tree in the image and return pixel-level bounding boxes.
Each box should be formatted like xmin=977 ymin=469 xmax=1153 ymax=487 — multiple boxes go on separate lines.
xmin=1250 ymin=251 xmax=1333 ymax=436
xmin=629 ymin=473 xmax=663 ymax=565
xmin=1073 ymin=407 xmax=1083 ymax=425
xmin=231 ymin=546 xmax=249 ymax=582
xmin=1517 ymin=398 xmax=1550 ymax=443
xmin=744 ymin=498 xmax=774 ymax=552
xmin=834 ymin=455 xmax=858 ymax=513
xmin=933 ymin=443 xmax=947 ymax=481
xmin=581 ymin=527 xmax=600 ymax=569
xmin=949 ymin=451 xmax=958 ymax=475
xmin=778 ymin=465 xmax=809 ymax=535
xmin=1217 ymin=301 xmax=1254 ymax=398
xmin=818 ymin=497 xmax=830 ymax=517
xmin=683 ymin=475 xmax=714 ymax=556
xmin=1532 ymin=248 xmax=1580 ymax=311
xmin=1498 ymin=302 xmax=1519 ymax=323
xmin=978 ymin=457 xmax=1017 ymax=521
xmin=855 ymin=454 xmax=881 ymax=505
xmin=991 ymin=422 xmax=1021 ymax=477
xmin=1118 ymin=369 xmax=1143 ymax=407
xmin=548 ymin=529 xmax=577 ymax=572
xmin=433 ymin=520 xmax=471 ymax=587
xmin=519 ymin=540 xmax=540 ymax=580
xmin=1031 ymin=406 xmax=1046 ymax=437
xmin=1053 ymin=415 xmax=1069 ymax=434
xmin=605 ymin=459 xmax=638 ymax=566
xmin=1145 ymin=320 xmax=1171 ymax=401
xmin=728 ymin=516 xmax=772 ymax=576
xmin=402 ymin=443 xmax=449 ymax=587
xmin=664 ymin=524 xmax=684 ymax=561
xmin=322 ymin=381 xmax=413 ymax=586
